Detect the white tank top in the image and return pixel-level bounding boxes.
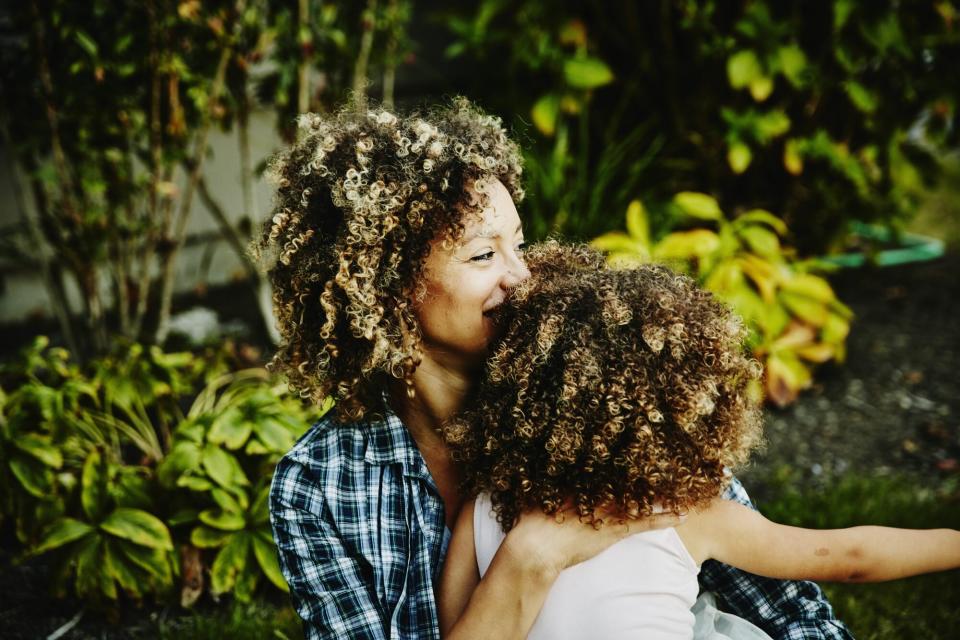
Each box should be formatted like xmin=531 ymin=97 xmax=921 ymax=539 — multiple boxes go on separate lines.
xmin=473 ymin=493 xmax=701 ymax=640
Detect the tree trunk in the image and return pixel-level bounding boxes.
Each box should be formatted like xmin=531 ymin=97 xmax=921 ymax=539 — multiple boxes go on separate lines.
xmin=297 ymin=0 xmax=311 ymax=115
xmin=154 ymin=0 xmax=246 ymax=345
xmin=352 ymin=0 xmax=379 ymax=110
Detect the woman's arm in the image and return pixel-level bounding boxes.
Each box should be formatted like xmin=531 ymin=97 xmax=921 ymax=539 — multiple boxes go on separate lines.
xmin=440 ymin=499 xmax=684 ymax=639
xmin=438 ymin=499 xmax=481 ymax=635
xmin=686 ymin=498 xmax=960 ymax=582
xmin=270 ymin=456 xmax=388 ymax=640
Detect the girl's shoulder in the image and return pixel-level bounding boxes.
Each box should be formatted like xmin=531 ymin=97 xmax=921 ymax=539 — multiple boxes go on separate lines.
xmin=673 ymin=498 xmax=739 ymax=565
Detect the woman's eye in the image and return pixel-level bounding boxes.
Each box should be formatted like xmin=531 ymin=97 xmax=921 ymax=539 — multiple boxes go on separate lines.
xmin=470 ymin=251 xmax=495 ymax=262
xmin=516 ymin=242 xmax=528 ymax=253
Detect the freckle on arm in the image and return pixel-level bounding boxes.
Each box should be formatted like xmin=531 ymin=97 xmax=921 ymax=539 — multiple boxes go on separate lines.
xmin=815 ymin=547 xmax=830 ymax=556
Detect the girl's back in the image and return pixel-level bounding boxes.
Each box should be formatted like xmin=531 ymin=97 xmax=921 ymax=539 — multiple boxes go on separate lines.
xmin=473 ymin=493 xmax=700 ymax=639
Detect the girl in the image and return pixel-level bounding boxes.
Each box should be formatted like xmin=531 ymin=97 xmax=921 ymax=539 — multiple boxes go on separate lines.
xmin=439 ymin=242 xmax=960 ymax=639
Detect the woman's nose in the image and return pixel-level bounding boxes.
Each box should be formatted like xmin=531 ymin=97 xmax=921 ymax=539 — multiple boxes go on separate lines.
xmin=503 ymin=254 xmax=531 ymax=288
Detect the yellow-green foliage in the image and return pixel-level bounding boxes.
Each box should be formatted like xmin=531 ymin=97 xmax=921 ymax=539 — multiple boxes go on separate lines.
xmin=592 ymin=193 xmax=852 ymax=406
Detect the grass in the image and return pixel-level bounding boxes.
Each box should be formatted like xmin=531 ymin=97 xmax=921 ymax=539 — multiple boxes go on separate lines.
xmin=758 ymin=472 xmax=960 ymax=639
xmin=153 ymin=600 xmax=304 ymax=640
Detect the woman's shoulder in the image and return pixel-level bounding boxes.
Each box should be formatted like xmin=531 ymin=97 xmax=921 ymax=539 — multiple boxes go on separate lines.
xmin=281 ymin=410 xmax=371 ymax=468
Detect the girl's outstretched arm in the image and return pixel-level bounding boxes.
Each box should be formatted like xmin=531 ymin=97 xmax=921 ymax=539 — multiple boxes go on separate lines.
xmin=682 ymin=498 xmax=960 ymax=583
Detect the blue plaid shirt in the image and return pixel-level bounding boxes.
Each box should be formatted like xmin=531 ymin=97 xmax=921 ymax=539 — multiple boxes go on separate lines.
xmin=271 ymin=409 xmax=853 ymax=639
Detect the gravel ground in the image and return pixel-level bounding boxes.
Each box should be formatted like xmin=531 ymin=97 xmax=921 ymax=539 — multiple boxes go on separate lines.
xmin=740 ymin=252 xmax=960 ymax=496
xmin=2 ymin=253 xmax=957 ymax=639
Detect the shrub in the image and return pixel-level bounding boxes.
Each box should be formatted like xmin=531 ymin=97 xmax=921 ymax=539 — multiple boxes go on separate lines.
xmin=0 ymin=337 xmax=327 ymax=609
xmin=593 ymin=193 xmax=852 ymax=406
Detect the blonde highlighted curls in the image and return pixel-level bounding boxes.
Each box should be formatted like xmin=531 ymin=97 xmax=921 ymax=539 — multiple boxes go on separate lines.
xmin=444 ymin=242 xmax=764 ymax=532
xmin=255 ymin=98 xmax=524 ymax=421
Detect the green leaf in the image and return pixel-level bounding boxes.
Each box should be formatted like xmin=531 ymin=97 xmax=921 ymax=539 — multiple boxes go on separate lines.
xmin=777 ymin=44 xmax=807 ymax=87
xmin=116 ymin=539 xmax=171 ymax=582
xmin=33 ymin=518 xmax=95 ymax=555
xmin=844 ymin=81 xmax=877 ymax=114
xmin=160 ymin=441 xmax=203 ymax=483
xmin=100 ymin=508 xmax=173 ymax=551
xmin=74 ymin=30 xmax=99 ymax=58
xmin=654 ymin=230 xmax=722 ymax=260
xmin=727 ymin=142 xmax=752 ymax=174
xmin=531 ymin=94 xmax=561 ymax=137
xmin=703 ymin=260 xmax=744 ymax=294
xmin=673 ymin=192 xmax=723 ymax=221
xmin=167 ymin=508 xmax=199 ymax=527
xmin=13 ymin=434 xmax=63 ymax=468
xmin=244 ymin=439 xmax=270 ymax=456
xmin=112 ymin=467 xmax=152 ymax=510
xmin=203 ymin=444 xmax=249 ymax=488
xmin=178 ymin=475 xmax=215 ymax=491
xmin=9 ymin=457 xmax=54 ymax=498
xmin=834 ymin=0 xmax=856 ymax=30
xmin=252 ymin=534 xmax=289 ymax=592
xmin=234 ymin=564 xmax=259 ymax=602
xmin=749 ymin=76 xmax=774 ymax=102
xmin=783 ymin=139 xmax=804 ymax=175
xmin=211 ymin=488 xmax=245 ymax=514
xmin=591 ymin=232 xmax=645 ymax=256
xmin=199 ymin=508 xmax=247 ymax=532
xmin=780 ymin=292 xmax=830 ymax=327
xmin=563 ymin=57 xmax=614 ymax=89
xmin=249 ymin=486 xmax=271 ymax=526
xmin=208 ymin=412 xmax=253 ymax=450
xmin=191 ymin=525 xmax=233 ymax=548
xmin=252 ymin=418 xmax=294 ymax=453
xmin=765 ymin=351 xmax=812 ymax=406
xmin=211 ymin=532 xmax=250 ymax=595
xmin=74 ymin=535 xmax=103 ymax=598
xmin=739 ymin=226 xmax=782 ymax=258
xmin=754 ymin=110 xmax=791 ymax=142
xmin=821 ymin=312 xmax=851 ymax=345
xmin=727 ymin=50 xmax=762 ymax=89
xmin=735 ymin=209 xmax=787 ymax=235
xmin=624 ymin=200 xmax=650 ymax=247
xmin=103 ymin=539 xmax=143 ymax=597
xmin=81 ymin=449 xmax=110 ymax=522
xmin=781 ymin=274 xmax=836 ymax=303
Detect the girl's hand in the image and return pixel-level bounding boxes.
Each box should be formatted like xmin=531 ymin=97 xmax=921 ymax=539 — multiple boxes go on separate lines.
xmin=501 ymin=503 xmax=685 ymax=578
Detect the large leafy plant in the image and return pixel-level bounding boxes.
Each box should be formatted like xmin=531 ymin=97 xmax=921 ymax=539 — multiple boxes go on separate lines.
xmin=593 ymin=193 xmax=852 ymax=406
xmin=1 ymin=338 xmax=327 ymax=608
xmin=32 ymin=449 xmax=176 ymax=603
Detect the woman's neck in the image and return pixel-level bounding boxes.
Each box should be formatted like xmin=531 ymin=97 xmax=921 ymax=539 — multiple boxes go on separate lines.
xmin=390 ymin=352 xmax=476 ymax=450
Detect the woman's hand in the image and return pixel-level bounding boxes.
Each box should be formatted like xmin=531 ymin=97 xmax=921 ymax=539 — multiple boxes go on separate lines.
xmin=501 ymin=503 xmax=686 ymax=579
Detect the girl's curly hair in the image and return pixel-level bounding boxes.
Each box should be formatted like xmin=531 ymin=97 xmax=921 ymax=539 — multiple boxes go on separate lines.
xmin=444 ymin=242 xmax=764 ymax=531
xmin=254 ymin=98 xmax=524 ymax=421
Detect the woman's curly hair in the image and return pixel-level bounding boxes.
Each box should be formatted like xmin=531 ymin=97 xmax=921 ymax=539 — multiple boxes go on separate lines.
xmin=444 ymin=242 xmax=764 ymax=531
xmin=254 ymin=98 xmax=524 ymax=421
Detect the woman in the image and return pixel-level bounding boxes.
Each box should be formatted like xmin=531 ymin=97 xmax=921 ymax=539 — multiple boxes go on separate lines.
xmin=260 ymin=99 xmax=851 ymax=639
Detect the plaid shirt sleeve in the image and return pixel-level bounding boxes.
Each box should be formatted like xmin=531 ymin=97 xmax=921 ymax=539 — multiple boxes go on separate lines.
xmin=698 ymin=477 xmax=854 ymax=639
xmin=270 ymin=453 xmax=388 ymax=640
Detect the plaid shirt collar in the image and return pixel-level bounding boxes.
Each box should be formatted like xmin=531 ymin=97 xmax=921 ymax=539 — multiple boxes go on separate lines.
xmin=363 ymin=407 xmax=436 ymax=487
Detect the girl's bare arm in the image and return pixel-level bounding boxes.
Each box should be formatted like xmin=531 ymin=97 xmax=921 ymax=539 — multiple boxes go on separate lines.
xmin=681 ymin=498 xmax=960 ymax=583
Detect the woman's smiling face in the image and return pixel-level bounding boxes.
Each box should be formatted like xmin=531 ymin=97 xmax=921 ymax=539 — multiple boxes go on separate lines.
xmin=415 ymin=178 xmax=529 ymax=364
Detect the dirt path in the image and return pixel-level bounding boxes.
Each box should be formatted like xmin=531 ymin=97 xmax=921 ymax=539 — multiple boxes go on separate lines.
xmin=741 ymin=253 xmax=960 ymax=498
